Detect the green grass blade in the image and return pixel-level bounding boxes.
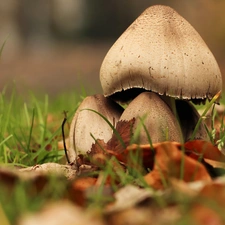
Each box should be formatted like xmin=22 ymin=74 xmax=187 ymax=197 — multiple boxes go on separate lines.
xmin=190 ymin=91 xmax=221 ymax=140
xmin=26 ymin=108 xmax=35 ymax=153
xmin=0 ymin=36 xmax=8 ymax=58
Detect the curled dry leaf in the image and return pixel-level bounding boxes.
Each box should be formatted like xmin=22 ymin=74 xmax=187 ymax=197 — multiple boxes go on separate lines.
xmin=88 ymin=139 xmax=109 ymax=167
xmin=84 ymin=119 xmax=136 ymax=169
xmin=116 ymin=139 xmax=225 ymax=174
xmin=143 ymin=142 xmax=211 ymax=189
xmin=110 ymin=143 xmax=155 ymax=169
xmin=184 ymin=140 xmax=225 ymax=171
xmin=107 ymin=118 xmax=135 ymax=153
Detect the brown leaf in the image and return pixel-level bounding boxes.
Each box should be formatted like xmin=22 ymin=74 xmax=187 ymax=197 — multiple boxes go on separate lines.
xmin=184 ymin=140 xmax=225 ymax=162
xmin=144 ymin=142 xmax=211 ymax=189
xmin=89 ymin=139 xmax=108 ymax=156
xmin=87 ymin=139 xmax=109 ymax=167
xmin=107 ymin=118 xmax=135 ymax=153
xmin=114 ymin=144 xmax=155 ymax=169
xmin=87 ymin=119 xmax=135 ymax=168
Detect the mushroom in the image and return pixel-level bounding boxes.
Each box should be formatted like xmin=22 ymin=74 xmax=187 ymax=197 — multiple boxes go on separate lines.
xmin=68 ymin=5 xmax=221 ymax=166
xmin=68 ymin=94 xmax=123 ymax=163
xmin=100 ymin=5 xmax=222 ymax=103
xmin=99 ymin=5 xmax=222 ymax=142
xmin=119 ymin=92 xmax=183 ymax=144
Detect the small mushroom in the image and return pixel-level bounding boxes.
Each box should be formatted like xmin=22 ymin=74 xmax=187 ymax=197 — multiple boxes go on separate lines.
xmin=119 ymin=92 xmax=183 ymax=144
xmin=100 ymin=5 xmax=222 ymax=103
xmin=68 ymin=94 xmax=123 ymax=163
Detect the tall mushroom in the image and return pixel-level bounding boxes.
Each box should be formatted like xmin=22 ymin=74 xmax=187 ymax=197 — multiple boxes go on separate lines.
xmin=99 ymin=5 xmax=222 ymax=141
xmin=100 ymin=5 xmax=222 ymax=103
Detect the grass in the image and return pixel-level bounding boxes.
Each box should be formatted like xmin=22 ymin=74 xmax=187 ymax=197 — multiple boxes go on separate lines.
xmin=0 ymin=87 xmax=225 ymax=224
xmin=0 ymin=87 xmax=156 ymax=223
xmin=0 ymin=87 xmax=84 ymax=223
xmin=0 ymin=87 xmax=83 ymax=167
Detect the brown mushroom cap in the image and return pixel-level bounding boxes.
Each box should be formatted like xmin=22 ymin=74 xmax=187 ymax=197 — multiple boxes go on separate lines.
xmin=100 ymin=5 xmax=222 ymax=103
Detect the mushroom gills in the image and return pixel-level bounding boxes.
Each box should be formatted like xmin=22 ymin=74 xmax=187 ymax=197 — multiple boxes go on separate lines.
xmin=119 ymin=92 xmax=183 ymax=144
xmin=68 ymin=94 xmax=124 ymax=164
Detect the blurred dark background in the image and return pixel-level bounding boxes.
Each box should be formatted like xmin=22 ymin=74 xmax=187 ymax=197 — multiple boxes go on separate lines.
xmin=0 ymin=0 xmax=224 ymax=97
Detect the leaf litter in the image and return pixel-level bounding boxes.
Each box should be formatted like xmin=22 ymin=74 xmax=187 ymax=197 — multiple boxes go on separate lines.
xmin=2 ymin=107 xmax=225 ymax=224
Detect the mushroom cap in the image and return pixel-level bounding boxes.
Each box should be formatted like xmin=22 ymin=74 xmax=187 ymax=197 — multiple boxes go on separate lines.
xmin=119 ymin=92 xmax=183 ymax=144
xmin=100 ymin=5 xmax=222 ymax=103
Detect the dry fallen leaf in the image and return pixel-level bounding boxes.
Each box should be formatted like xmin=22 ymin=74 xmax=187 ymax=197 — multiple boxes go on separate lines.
xmin=118 ymin=143 xmax=156 ymax=169
xmin=107 ymin=118 xmax=135 ymax=153
xmin=82 ymin=119 xmax=135 ymax=170
xmin=144 ymin=142 xmax=211 ymax=189
xmin=184 ymin=140 xmax=225 ymax=162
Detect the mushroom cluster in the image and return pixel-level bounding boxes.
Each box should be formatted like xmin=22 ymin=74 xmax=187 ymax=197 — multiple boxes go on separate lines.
xmin=68 ymin=5 xmax=222 ymax=164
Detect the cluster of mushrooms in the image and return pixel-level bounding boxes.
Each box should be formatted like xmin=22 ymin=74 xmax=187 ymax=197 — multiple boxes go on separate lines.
xmin=67 ymin=5 xmax=222 ymax=165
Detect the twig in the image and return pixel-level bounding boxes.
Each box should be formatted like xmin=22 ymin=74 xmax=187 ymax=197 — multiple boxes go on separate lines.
xmin=62 ymin=111 xmax=70 ymax=164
